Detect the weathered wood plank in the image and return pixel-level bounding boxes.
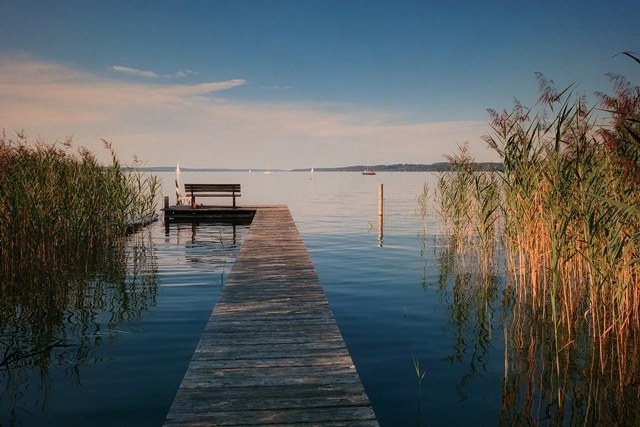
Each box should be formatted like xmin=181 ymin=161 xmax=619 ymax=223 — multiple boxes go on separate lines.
xmin=163 ymin=206 xmax=378 ymax=426
xmin=164 ymin=405 xmax=378 ymax=427
xmin=192 ymin=343 xmax=351 ymax=360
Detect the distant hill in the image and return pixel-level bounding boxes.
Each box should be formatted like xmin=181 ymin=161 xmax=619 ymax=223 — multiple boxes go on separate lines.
xmin=292 ymin=163 xmax=503 ymax=172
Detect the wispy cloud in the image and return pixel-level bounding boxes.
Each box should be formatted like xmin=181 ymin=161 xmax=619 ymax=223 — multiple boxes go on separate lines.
xmin=0 ymin=54 xmax=494 ymax=168
xmin=175 ymin=69 xmax=198 ymax=77
xmin=160 ymin=79 xmax=246 ymax=97
xmin=112 ymin=65 xmax=198 ymax=79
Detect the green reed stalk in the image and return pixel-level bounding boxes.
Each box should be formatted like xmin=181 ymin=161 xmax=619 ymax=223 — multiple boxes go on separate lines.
xmin=416 ymin=181 xmax=430 ymax=238
xmin=0 ymin=133 xmax=160 ymax=282
xmin=471 ymin=171 xmax=500 ymax=276
xmin=412 ymin=358 xmax=427 ymax=398
xmin=435 ymin=142 xmax=502 ymax=276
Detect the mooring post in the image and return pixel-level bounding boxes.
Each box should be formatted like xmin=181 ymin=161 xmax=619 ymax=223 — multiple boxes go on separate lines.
xmin=378 ymin=183 xmax=384 ymax=247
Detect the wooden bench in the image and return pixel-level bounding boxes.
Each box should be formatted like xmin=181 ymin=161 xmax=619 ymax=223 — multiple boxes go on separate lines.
xmin=184 ymin=183 xmax=241 ymax=208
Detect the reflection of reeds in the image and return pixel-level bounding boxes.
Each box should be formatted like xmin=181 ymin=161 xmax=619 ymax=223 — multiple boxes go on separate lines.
xmin=432 ymin=231 xmax=502 ymax=391
xmin=0 ymin=230 xmax=159 ymax=423
xmin=501 ymin=301 xmax=640 ymax=425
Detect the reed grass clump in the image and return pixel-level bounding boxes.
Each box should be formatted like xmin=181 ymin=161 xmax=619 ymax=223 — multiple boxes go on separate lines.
xmin=0 ymin=132 xmax=160 ymax=282
xmin=435 ymin=71 xmax=640 ymax=414
xmin=486 ymin=75 xmax=640 ymax=385
xmin=434 ymin=142 xmax=501 ymax=276
xmin=0 ymin=133 xmax=160 ymax=421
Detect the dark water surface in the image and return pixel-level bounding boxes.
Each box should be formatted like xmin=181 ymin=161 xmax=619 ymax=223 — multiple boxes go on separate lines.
xmin=2 ymin=171 xmax=635 ymax=426
xmin=1 ymin=218 xmax=248 ymax=427
xmin=287 ymin=172 xmax=504 ymax=426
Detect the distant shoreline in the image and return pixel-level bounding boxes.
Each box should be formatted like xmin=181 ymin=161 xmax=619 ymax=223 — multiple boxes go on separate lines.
xmin=132 ymin=162 xmax=503 ymax=173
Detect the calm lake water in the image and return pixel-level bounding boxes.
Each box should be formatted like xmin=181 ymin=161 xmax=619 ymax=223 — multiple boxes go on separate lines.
xmin=2 ymin=171 xmax=635 ymax=426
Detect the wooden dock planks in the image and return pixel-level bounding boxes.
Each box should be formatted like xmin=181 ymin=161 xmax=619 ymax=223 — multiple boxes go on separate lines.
xmin=164 ymin=205 xmax=378 ymax=426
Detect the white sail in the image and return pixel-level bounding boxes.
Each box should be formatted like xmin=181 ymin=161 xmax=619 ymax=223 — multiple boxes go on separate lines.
xmin=175 ymin=162 xmax=182 ymax=204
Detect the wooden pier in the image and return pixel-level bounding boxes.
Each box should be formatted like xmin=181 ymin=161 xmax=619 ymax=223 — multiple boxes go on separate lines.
xmin=163 ymin=205 xmax=378 ymax=426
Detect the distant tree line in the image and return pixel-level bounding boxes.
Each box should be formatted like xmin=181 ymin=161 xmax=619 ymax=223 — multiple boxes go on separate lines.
xmin=296 ymin=162 xmax=503 ymax=172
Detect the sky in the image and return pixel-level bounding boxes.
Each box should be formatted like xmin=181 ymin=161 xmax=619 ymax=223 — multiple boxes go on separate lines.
xmin=0 ymin=0 xmax=639 ymax=169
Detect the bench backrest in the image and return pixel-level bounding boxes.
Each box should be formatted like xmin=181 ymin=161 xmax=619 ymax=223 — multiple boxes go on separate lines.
xmin=184 ymin=184 xmax=240 ymax=194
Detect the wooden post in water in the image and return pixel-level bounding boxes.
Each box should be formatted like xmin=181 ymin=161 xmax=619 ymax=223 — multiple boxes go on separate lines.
xmin=378 ymin=183 xmax=384 ymax=247
xmin=163 ymin=196 xmax=171 ymax=236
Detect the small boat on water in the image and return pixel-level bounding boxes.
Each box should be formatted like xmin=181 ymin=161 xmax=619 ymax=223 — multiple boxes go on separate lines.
xmin=362 ymin=153 xmax=376 ymax=175
xmin=362 ymin=167 xmax=376 ymax=175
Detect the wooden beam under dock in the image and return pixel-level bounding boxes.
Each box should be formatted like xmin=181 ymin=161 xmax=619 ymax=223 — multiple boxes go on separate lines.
xmin=163 ymin=205 xmax=378 ymax=426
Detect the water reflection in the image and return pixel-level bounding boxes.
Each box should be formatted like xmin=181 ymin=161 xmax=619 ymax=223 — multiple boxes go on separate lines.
xmin=434 ymin=235 xmax=502 ymax=395
xmin=500 ymin=300 xmax=640 ymax=426
xmin=432 ymin=231 xmax=640 ymax=425
xmin=0 ymin=230 xmax=158 ymax=425
xmin=166 ymin=221 xmax=247 ymax=287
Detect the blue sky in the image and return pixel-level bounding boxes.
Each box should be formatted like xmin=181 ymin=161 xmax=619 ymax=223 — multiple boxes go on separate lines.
xmin=1 ymin=0 xmax=638 ymax=168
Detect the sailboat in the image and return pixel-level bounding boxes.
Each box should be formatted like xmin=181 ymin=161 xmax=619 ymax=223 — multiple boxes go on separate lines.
xmin=362 ymin=167 xmax=376 ymax=175
xmin=175 ymin=163 xmax=192 ymax=205
xmin=175 ymin=162 xmax=183 ymax=203
xmin=362 ymin=154 xmax=376 ymax=175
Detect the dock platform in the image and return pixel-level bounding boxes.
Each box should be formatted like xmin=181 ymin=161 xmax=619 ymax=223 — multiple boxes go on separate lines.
xmin=163 ymin=204 xmax=257 ymax=223
xmin=163 ymin=205 xmax=378 ymax=426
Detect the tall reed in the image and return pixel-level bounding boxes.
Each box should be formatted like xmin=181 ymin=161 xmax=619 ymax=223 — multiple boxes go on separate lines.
xmin=466 ymin=74 xmax=640 ymax=410
xmin=426 ymin=144 xmax=503 ymax=386
xmin=434 ymin=142 xmax=501 ymax=275
xmin=416 ymin=181 xmax=430 ymax=238
xmin=0 ymin=132 xmax=159 ymax=282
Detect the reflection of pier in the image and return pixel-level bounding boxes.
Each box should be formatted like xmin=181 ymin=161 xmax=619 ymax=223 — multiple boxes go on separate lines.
xmin=166 ymin=220 xmax=242 ymax=246
xmin=378 ymin=183 xmax=383 ymax=247
xmin=163 ymin=205 xmax=378 ymax=426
